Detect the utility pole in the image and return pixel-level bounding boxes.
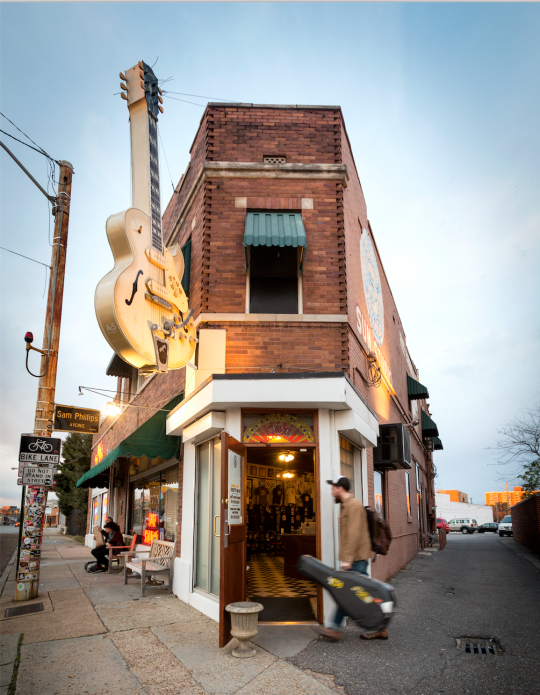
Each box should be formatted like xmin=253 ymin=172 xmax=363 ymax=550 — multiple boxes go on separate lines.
xmin=15 ymin=161 xmax=74 ymax=602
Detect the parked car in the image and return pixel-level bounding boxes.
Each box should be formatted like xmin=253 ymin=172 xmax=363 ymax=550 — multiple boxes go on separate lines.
xmin=436 ymin=518 xmax=450 ymax=532
xmin=447 ymin=518 xmax=477 ymax=534
xmin=477 ymin=522 xmax=499 ymax=534
xmin=498 ymin=515 xmax=513 ymax=537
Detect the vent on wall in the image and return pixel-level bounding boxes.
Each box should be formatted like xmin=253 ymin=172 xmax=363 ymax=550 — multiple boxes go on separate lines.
xmin=264 ymin=156 xmax=286 ymax=165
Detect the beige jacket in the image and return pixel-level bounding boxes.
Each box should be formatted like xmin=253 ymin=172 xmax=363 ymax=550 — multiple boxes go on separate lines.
xmin=339 ymin=495 xmax=372 ymax=563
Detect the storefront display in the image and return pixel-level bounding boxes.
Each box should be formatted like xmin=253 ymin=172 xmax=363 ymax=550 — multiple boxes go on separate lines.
xmin=131 ymin=466 xmax=179 ymax=543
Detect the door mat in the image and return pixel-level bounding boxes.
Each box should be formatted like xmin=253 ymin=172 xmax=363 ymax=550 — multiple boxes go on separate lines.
xmin=250 ymin=596 xmax=316 ymax=622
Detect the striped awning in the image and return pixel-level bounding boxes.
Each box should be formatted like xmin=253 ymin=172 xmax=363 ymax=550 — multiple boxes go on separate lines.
xmin=407 ymin=374 xmax=429 ymax=400
xmin=244 ymin=212 xmax=306 ymax=248
xmin=421 ymin=409 xmax=439 ymax=438
xmin=432 ymin=437 xmax=443 ymax=451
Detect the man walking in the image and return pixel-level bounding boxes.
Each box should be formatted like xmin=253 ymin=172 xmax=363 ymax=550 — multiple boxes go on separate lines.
xmin=316 ymin=476 xmax=388 ymax=641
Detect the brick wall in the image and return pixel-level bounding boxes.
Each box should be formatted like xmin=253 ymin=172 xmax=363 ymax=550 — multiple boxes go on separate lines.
xmin=511 ymin=494 xmax=540 ymax=556
xmin=205 ymin=106 xmax=341 ymax=164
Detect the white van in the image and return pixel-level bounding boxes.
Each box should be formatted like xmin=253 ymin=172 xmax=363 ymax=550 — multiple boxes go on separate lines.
xmin=447 ymin=518 xmax=477 ymax=534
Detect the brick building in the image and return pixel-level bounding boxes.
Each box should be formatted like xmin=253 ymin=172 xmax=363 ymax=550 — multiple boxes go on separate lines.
xmin=438 ymin=489 xmax=469 ymax=503
xmin=485 ymin=487 xmax=534 ymax=507
xmin=80 ymin=103 xmax=442 ymax=633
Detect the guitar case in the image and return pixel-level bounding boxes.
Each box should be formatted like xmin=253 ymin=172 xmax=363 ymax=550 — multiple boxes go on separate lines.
xmin=296 ymin=555 xmax=397 ymax=632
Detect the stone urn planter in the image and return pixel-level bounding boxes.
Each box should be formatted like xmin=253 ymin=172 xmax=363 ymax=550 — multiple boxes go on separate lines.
xmin=225 ymin=601 xmax=264 ymax=658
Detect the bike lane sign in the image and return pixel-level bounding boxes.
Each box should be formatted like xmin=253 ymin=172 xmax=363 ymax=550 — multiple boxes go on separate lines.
xmin=19 ymin=435 xmax=62 ymax=466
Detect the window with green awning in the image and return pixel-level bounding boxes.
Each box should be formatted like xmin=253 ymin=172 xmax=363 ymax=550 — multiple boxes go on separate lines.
xmin=421 ymin=409 xmax=439 ymax=438
xmin=407 ymin=374 xmax=429 ymax=400
xmin=76 ymin=394 xmax=183 ymax=488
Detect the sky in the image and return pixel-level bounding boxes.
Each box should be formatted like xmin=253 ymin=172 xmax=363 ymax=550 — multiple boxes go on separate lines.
xmin=1 ymin=2 xmax=539 ymax=508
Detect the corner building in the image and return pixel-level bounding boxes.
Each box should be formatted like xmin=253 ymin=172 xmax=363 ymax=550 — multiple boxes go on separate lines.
xmin=83 ymin=104 xmax=442 ymax=639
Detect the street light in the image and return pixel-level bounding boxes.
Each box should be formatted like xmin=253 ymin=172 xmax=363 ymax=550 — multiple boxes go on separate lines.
xmin=105 ymin=401 xmax=121 ymax=416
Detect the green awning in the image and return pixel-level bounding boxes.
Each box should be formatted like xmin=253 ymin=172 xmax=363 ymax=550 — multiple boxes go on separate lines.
xmin=421 ymin=409 xmax=439 ymax=438
xmin=244 ymin=213 xmax=306 ymax=248
xmin=76 ymin=394 xmax=183 ymax=488
xmin=432 ymin=437 xmax=443 ymax=451
xmin=407 ymin=374 xmax=429 ymax=400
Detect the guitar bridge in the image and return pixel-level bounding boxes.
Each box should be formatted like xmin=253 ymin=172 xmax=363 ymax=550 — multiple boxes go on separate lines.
xmin=145 ymin=293 xmax=174 ymax=312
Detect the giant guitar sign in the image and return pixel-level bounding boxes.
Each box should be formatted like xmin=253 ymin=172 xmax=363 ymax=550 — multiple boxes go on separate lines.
xmin=95 ymin=61 xmax=196 ymax=373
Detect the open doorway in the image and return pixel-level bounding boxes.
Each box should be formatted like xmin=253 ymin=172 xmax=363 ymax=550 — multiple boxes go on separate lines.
xmin=245 ymin=446 xmax=318 ymax=623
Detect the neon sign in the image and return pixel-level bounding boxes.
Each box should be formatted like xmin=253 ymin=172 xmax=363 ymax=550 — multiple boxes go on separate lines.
xmin=143 ymin=512 xmax=159 ymax=545
xmin=243 ymin=414 xmax=315 ymax=444
xmin=94 ymin=442 xmax=105 ymax=466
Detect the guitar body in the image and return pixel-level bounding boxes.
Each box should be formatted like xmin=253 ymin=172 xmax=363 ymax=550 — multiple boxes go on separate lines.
xmin=95 ymin=207 xmax=196 ymax=371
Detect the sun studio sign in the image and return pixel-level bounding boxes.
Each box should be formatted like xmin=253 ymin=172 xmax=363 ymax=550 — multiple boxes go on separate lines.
xmin=356 ymin=228 xmax=394 ymax=392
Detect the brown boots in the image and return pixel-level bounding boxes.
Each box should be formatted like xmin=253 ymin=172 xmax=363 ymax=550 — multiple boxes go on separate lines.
xmin=360 ymin=628 xmax=389 ymax=640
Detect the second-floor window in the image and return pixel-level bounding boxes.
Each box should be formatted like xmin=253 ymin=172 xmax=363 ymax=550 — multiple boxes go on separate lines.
xmin=244 ymin=212 xmax=306 ymax=314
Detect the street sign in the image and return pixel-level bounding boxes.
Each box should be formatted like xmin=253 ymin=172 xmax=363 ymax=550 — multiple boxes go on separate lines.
xmin=21 ymin=466 xmax=55 ymax=486
xmin=53 ymin=404 xmax=101 ymax=434
xmin=19 ymin=435 xmax=62 ymax=465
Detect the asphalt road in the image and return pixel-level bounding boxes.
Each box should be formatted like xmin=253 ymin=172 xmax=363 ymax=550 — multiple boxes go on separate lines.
xmin=0 ymin=526 xmax=20 ymax=576
xmin=291 ymin=533 xmax=540 ymax=695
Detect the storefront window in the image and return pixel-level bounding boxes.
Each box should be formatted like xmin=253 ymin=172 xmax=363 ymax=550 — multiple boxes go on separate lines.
xmin=130 ymin=466 xmax=179 ymax=544
xmin=101 ymin=493 xmax=108 ymax=526
xmin=374 ymin=470 xmax=384 ymax=515
xmin=339 ymin=437 xmax=354 ymax=487
xmin=92 ymin=496 xmax=101 ymax=528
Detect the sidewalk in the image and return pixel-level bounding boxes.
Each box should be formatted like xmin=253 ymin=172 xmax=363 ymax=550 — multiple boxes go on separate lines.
xmin=0 ymin=530 xmax=340 ymax=695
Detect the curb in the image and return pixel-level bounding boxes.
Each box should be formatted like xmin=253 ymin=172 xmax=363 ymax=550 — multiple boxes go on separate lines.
xmin=0 ymin=549 xmax=18 ymax=599
xmin=499 ymin=538 xmax=540 ymax=572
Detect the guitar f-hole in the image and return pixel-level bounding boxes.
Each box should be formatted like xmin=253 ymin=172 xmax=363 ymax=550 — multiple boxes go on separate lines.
xmin=125 ymin=269 xmax=143 ymax=306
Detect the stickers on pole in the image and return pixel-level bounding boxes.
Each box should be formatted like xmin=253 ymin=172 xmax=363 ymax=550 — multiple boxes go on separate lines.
xmin=16 ymin=486 xmax=47 ymax=591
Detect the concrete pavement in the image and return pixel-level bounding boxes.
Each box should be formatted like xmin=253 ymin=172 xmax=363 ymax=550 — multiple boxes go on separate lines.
xmin=291 ymin=533 xmax=540 ymax=695
xmin=0 ymin=529 xmax=335 ymax=695
xmin=2 ymin=530 xmax=538 ymax=695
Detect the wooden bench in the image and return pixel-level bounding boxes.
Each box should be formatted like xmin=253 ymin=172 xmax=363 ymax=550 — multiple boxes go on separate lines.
xmin=107 ymin=534 xmax=137 ymax=574
xmin=124 ymin=539 xmax=176 ymax=596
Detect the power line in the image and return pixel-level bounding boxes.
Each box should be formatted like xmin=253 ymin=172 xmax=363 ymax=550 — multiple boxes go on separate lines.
xmin=162 ymin=94 xmax=206 ymax=108
xmin=163 ymin=90 xmax=237 ymax=102
xmin=0 ymin=246 xmax=51 ymax=269
xmin=157 ymin=124 xmax=175 ymax=192
xmin=0 ymin=129 xmax=57 ymax=162
xmin=0 ymin=112 xmax=57 ymax=162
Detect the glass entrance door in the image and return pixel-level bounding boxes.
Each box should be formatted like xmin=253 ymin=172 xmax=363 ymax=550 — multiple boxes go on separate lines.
xmin=194 ymin=437 xmax=221 ymax=596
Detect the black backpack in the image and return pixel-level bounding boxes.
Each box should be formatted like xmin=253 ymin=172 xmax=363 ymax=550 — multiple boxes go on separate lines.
xmin=365 ymin=507 xmax=392 ymax=558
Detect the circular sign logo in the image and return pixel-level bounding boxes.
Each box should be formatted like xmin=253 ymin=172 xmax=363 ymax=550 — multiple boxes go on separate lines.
xmin=360 ymin=229 xmax=384 ymax=346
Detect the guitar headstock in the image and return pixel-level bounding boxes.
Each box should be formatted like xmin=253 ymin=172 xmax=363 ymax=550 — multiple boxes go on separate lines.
xmin=120 ymin=61 xmax=164 ymax=119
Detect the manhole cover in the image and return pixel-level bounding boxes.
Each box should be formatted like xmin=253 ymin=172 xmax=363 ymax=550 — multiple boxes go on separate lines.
xmin=5 ymin=602 xmax=44 ymax=618
xmin=456 ymin=637 xmax=502 ymax=655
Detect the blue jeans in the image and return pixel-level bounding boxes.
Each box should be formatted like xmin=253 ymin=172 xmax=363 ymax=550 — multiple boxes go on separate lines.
xmin=331 ymin=560 xmax=369 ymax=629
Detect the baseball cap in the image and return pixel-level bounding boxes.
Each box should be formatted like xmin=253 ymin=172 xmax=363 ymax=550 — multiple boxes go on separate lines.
xmin=326 ymin=476 xmax=351 ymax=491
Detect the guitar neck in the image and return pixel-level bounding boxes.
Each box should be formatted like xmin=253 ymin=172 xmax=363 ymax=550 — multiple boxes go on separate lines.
xmin=125 ymin=63 xmax=163 ymax=253
xmin=148 ymin=115 xmax=163 ymax=253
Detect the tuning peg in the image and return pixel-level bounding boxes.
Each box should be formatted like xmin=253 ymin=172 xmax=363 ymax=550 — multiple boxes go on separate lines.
xmin=140 ymin=80 xmax=145 ymax=90
xmin=158 ymin=88 xmax=163 ymax=95
xmin=119 ymin=72 xmax=127 ymax=81
xmin=158 ymin=96 xmax=163 ymax=104
xmin=138 ymin=60 xmax=143 ymax=69
xmin=121 ymin=93 xmax=128 ymax=101
xmin=158 ymin=105 xmax=164 ymax=114
xmin=120 ymin=82 xmax=127 ymax=91
xmin=139 ymin=69 xmax=144 ymax=80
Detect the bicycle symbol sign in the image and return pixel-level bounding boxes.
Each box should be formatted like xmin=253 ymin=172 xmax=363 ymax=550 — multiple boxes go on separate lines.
xmin=19 ymin=435 xmax=61 ymax=465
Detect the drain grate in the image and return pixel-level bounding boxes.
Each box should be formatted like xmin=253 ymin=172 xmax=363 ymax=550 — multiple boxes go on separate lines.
xmin=457 ymin=638 xmax=501 ymax=655
xmin=5 ymin=602 xmax=44 ymax=618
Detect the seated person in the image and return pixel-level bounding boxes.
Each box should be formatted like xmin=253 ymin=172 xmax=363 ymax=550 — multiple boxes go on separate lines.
xmin=90 ymin=521 xmax=123 ymax=573
xmin=99 ymin=516 xmax=113 ymax=542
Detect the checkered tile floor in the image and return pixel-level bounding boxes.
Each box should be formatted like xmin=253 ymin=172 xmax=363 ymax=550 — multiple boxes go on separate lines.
xmin=246 ymin=554 xmax=317 ymax=598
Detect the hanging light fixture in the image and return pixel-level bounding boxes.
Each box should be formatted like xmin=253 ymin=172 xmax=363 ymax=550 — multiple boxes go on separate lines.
xmin=106 ymin=401 xmax=121 ymax=416
xmin=279 ymin=451 xmax=295 ymax=478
